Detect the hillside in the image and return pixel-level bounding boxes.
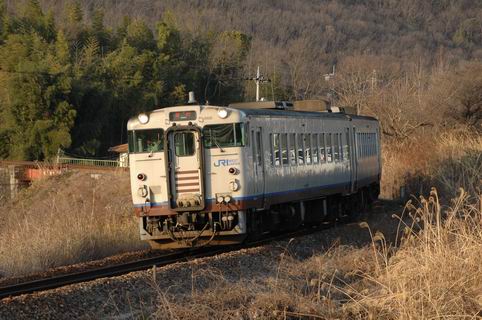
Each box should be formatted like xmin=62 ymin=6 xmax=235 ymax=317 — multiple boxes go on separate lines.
xmin=0 ymin=0 xmax=480 ymax=163
xmin=29 ymin=0 xmax=482 ymax=63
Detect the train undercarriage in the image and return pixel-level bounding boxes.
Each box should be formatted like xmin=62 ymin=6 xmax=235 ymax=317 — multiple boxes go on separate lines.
xmin=144 ymin=183 xmax=380 ymax=250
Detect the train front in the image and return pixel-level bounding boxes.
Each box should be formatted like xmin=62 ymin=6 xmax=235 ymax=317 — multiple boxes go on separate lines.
xmin=127 ymin=104 xmax=248 ymax=249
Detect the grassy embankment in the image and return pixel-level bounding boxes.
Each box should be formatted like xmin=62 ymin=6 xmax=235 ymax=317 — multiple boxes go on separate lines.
xmin=0 ymin=171 xmax=146 ymax=277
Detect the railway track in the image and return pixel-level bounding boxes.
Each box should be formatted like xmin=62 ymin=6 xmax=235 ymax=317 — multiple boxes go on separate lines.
xmin=0 ymin=225 xmax=330 ymax=300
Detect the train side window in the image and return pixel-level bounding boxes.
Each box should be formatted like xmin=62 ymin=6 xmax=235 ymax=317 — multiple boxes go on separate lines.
xmin=254 ymin=131 xmax=258 ymax=163
xmin=305 ymin=134 xmax=312 ymax=164
xmin=312 ymin=134 xmax=319 ymax=164
xmin=268 ymin=133 xmax=272 ymax=165
xmin=364 ymin=133 xmax=367 ymax=157
xmin=326 ymin=133 xmax=332 ymax=162
xmin=273 ymin=133 xmax=280 ymax=166
xmin=281 ymin=133 xmax=288 ymax=165
xmin=297 ymin=133 xmax=305 ymax=165
xmin=365 ymin=133 xmax=368 ymax=157
xmin=362 ymin=133 xmax=365 ymax=158
xmin=334 ymin=133 xmax=340 ymax=162
xmin=319 ymin=133 xmax=326 ymax=162
xmin=373 ymin=133 xmax=376 ymax=156
xmin=372 ymin=133 xmax=375 ymax=156
xmin=338 ymin=133 xmax=343 ymax=161
xmin=256 ymin=131 xmax=263 ymax=164
xmin=367 ymin=133 xmax=370 ymax=157
xmin=345 ymin=131 xmax=350 ymax=161
xmin=338 ymin=133 xmax=342 ymax=161
xmin=289 ymin=133 xmax=296 ymax=166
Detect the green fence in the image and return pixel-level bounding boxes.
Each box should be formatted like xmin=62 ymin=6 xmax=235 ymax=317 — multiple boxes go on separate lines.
xmin=57 ymin=157 xmax=120 ymax=167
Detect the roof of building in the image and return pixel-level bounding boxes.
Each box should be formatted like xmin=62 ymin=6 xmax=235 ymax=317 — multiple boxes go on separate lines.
xmin=108 ymin=143 xmax=128 ymax=153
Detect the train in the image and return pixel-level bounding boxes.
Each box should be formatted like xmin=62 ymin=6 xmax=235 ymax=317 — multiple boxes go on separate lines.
xmin=127 ymin=96 xmax=381 ymax=249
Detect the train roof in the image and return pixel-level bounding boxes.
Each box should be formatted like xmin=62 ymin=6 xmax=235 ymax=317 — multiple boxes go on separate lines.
xmin=233 ymin=107 xmax=378 ymax=122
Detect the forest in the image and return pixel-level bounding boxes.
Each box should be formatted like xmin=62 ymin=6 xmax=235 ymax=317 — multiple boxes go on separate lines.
xmin=0 ymin=0 xmax=481 ymax=160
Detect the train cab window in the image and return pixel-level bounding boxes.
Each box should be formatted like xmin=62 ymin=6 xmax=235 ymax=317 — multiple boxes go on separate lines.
xmin=305 ymin=134 xmax=312 ymax=164
xmin=289 ymin=133 xmax=296 ymax=166
xmin=319 ymin=133 xmax=326 ymax=162
xmin=297 ymin=134 xmax=305 ymax=164
xmin=203 ymin=123 xmax=245 ymax=149
xmin=326 ymin=133 xmax=332 ymax=162
xmin=281 ymin=133 xmax=288 ymax=165
xmin=174 ymin=132 xmax=195 ymax=157
xmin=128 ymin=129 xmax=164 ymax=153
xmin=312 ymin=134 xmax=319 ymax=164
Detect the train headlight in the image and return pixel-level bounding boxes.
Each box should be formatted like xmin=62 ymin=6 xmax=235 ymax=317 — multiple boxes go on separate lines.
xmin=224 ymin=195 xmax=232 ymax=203
xmin=229 ymin=180 xmax=240 ymax=191
xmin=217 ymin=108 xmax=228 ymax=119
xmin=137 ymin=173 xmax=147 ymax=181
xmin=137 ymin=186 xmax=148 ymax=197
xmin=216 ymin=195 xmax=225 ymax=203
xmin=138 ymin=113 xmax=149 ymax=124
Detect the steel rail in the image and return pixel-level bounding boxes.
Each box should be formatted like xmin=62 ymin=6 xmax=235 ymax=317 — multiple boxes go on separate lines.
xmin=0 ymin=225 xmax=328 ymax=300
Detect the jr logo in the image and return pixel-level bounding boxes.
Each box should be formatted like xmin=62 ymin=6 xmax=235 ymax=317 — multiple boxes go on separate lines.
xmin=213 ymin=159 xmax=240 ymax=167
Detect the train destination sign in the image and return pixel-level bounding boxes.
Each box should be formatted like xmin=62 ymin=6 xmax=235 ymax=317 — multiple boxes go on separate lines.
xmin=169 ymin=111 xmax=196 ymax=121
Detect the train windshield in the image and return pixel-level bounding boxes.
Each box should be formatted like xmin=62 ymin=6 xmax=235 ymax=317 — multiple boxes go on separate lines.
xmin=203 ymin=123 xmax=245 ymax=148
xmin=128 ymin=129 xmax=164 ymax=153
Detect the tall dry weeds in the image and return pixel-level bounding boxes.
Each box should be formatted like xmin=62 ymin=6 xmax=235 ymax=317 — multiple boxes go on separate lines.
xmin=381 ymin=129 xmax=482 ymax=200
xmin=0 ymin=171 xmax=146 ymax=277
xmin=349 ymin=188 xmax=482 ymax=319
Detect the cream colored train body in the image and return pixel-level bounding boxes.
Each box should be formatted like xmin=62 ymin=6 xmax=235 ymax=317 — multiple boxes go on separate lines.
xmin=127 ymin=101 xmax=381 ymax=248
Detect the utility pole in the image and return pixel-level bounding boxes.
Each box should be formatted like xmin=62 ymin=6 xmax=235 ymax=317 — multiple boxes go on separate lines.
xmin=246 ymin=66 xmax=271 ymax=101
xmin=370 ymin=69 xmax=377 ymax=91
xmin=323 ymin=65 xmax=336 ymax=107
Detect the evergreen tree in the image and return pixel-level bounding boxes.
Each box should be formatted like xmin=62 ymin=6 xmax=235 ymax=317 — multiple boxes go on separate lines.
xmin=0 ymin=4 xmax=252 ymax=159
xmin=0 ymin=0 xmax=5 ymax=44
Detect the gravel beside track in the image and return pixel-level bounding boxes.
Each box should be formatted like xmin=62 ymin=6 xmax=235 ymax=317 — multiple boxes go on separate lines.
xmin=0 ymin=201 xmax=402 ymax=319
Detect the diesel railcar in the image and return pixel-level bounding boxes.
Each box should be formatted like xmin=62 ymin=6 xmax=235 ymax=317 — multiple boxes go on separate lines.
xmin=127 ymin=99 xmax=381 ymax=249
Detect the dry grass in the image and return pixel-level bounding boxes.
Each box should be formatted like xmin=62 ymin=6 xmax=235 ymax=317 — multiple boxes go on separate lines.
xmin=150 ymin=190 xmax=481 ymax=319
xmin=350 ymin=188 xmax=482 ymax=319
xmin=381 ymin=129 xmax=482 ymax=199
xmin=0 ymin=171 xmax=146 ymax=277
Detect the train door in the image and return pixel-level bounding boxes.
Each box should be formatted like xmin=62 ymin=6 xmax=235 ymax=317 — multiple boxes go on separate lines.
xmin=165 ymin=126 xmax=205 ymax=211
xmin=251 ymin=126 xmax=265 ymax=206
xmin=349 ymin=126 xmax=358 ymax=193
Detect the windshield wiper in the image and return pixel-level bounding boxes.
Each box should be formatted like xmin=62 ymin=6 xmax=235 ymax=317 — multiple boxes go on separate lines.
xmin=214 ymin=140 xmax=225 ymax=152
